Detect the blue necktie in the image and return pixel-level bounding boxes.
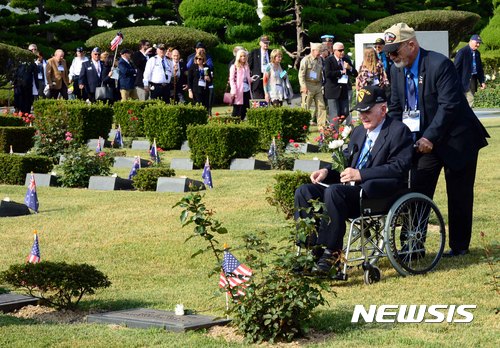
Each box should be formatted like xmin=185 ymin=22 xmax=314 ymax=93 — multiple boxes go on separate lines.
xmin=406 ymin=72 xmax=416 ymax=110
xmin=356 ymin=138 xmax=373 ymax=169
xmin=472 ymin=52 xmax=477 ymax=75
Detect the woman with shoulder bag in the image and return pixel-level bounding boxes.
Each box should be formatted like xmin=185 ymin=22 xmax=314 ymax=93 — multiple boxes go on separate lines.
xmin=263 ymin=49 xmax=293 ymax=106
xmin=229 ymin=50 xmax=253 ymax=120
xmin=188 ymin=52 xmax=212 ymax=110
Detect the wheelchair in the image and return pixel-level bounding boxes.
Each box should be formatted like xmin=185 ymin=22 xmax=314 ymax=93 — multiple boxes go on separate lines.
xmin=340 ymin=189 xmax=446 ymax=284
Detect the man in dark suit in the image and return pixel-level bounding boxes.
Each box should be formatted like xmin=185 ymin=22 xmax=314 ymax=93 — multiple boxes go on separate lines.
xmin=248 ymin=35 xmax=271 ymax=99
xmin=295 ymin=86 xmax=413 ymax=275
xmin=383 ymin=23 xmax=489 ymax=257
xmin=118 ymin=48 xmax=137 ymax=101
xmin=131 ymin=39 xmax=152 ymax=101
xmin=79 ymin=47 xmax=105 ymax=103
xmin=454 ymin=34 xmax=486 ymax=108
xmin=324 ymin=42 xmax=358 ymax=128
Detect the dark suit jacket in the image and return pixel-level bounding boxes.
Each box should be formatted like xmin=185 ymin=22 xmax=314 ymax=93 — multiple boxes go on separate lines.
xmin=118 ymin=58 xmax=136 ymax=90
xmin=454 ymin=45 xmax=485 ymax=92
xmin=324 ymin=55 xmax=358 ymax=99
xmin=79 ymin=60 xmax=104 ymax=94
xmin=388 ymin=48 xmax=489 ymax=171
xmin=248 ymin=48 xmax=271 ymax=97
xmin=131 ymin=51 xmax=148 ymax=88
xmin=325 ymin=117 xmax=413 ymax=198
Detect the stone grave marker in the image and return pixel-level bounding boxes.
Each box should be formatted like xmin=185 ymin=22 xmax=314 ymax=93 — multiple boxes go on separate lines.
xmin=170 ymin=158 xmax=194 ymax=170
xmin=113 ymin=157 xmax=151 ymax=169
xmin=180 ymin=140 xmax=190 ymax=151
xmin=132 ymin=140 xmax=150 ymax=150
xmin=88 ymin=176 xmax=134 ymax=191
xmin=24 ymin=173 xmax=58 ymax=187
xmin=230 ymin=158 xmax=271 ymax=170
xmin=0 ymin=293 xmax=38 ymax=313
xmin=87 ymin=308 xmax=231 ymax=332
xmin=293 ymin=159 xmax=330 ymax=172
xmin=156 ymin=178 xmax=205 ymax=192
xmin=286 ymin=143 xmax=319 ymax=154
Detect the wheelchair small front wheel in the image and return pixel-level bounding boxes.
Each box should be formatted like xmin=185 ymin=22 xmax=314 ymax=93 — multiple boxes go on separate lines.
xmin=363 ymin=266 xmax=381 ymax=285
xmin=384 ymin=193 xmax=446 ymax=276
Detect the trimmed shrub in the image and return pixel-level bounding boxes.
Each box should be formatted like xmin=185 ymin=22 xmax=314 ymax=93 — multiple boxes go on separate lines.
xmin=0 ymin=127 xmax=35 ymax=153
xmin=32 ymin=99 xmax=113 ymax=158
xmin=112 ymin=99 xmax=164 ymax=138
xmin=474 ymin=79 xmax=500 ymax=108
xmin=480 ymin=49 xmax=500 ymax=77
xmin=142 ymin=103 xmax=208 ymax=150
xmin=1 ymin=261 xmax=111 ymax=310
xmin=364 ymin=10 xmax=481 ymax=55
xmin=246 ymin=107 xmax=310 ymax=150
xmin=187 ymin=123 xmax=260 ymax=169
xmin=132 ymin=167 xmax=176 ymax=191
xmin=0 ymin=42 xmax=35 ymax=87
xmin=0 ymin=115 xmax=24 ymax=127
xmin=266 ymin=171 xmax=312 ymax=220
xmin=480 ymin=7 xmax=500 ymax=51
xmin=0 ymin=154 xmax=53 ymax=185
xmin=56 ymin=146 xmax=114 ymax=188
xmin=207 ymin=115 xmax=241 ymax=124
xmin=85 ymin=26 xmax=218 ymax=59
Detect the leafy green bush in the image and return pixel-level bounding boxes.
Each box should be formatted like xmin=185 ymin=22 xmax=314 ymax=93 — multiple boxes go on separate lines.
xmin=479 ymin=7 xmax=500 ymax=51
xmin=266 ymin=171 xmax=312 ymax=220
xmin=0 ymin=126 xmax=35 ymax=153
xmin=85 ymin=25 xmax=219 ymax=59
xmin=246 ymin=107 xmax=310 ymax=150
xmin=364 ymin=10 xmax=481 ymax=55
xmin=207 ymin=115 xmax=241 ymax=124
xmin=225 ymin=24 xmax=262 ymax=43
xmin=480 ymin=49 xmax=500 ymax=77
xmin=0 ymin=42 xmax=35 ymax=87
xmin=142 ymin=103 xmax=208 ymax=150
xmin=112 ymin=99 xmax=164 ymax=139
xmin=56 ymin=146 xmax=114 ymax=188
xmin=474 ymin=79 xmax=500 ymax=108
xmin=0 ymin=115 xmax=24 ymax=127
xmin=132 ymin=167 xmax=176 ymax=191
xmin=0 ymin=154 xmax=53 ymax=185
xmin=32 ymin=99 xmax=113 ymax=159
xmin=187 ymin=123 xmax=260 ymax=169
xmin=1 ymin=261 xmax=111 ymax=310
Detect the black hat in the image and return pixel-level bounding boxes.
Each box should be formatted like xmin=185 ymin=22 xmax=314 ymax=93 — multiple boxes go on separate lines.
xmin=351 ymin=86 xmax=387 ymax=112
xmin=195 ymin=42 xmax=205 ymax=49
xmin=76 ymin=47 xmax=84 ymax=53
xmin=120 ymin=48 xmax=132 ymax=55
xmin=92 ymin=47 xmax=101 ymax=54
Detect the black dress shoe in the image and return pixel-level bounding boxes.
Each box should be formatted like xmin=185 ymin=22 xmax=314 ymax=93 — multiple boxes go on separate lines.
xmin=443 ymin=249 xmax=469 ymax=258
xmin=312 ymin=249 xmax=342 ymax=275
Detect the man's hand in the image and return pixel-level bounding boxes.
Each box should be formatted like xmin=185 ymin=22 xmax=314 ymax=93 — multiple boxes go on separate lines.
xmin=340 ymin=167 xmax=361 ymax=183
xmin=416 ymin=137 xmax=433 ymax=154
xmin=480 ymin=82 xmax=486 ymax=90
xmin=300 ymin=86 xmax=308 ymax=94
xmin=310 ymin=168 xmax=328 ymax=184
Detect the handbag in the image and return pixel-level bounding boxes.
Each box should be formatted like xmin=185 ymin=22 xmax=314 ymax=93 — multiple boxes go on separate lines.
xmin=95 ymin=82 xmax=113 ymax=101
xmin=223 ymin=65 xmax=238 ymax=105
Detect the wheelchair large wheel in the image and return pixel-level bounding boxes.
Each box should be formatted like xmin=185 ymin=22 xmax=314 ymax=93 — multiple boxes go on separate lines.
xmin=384 ymin=193 xmax=445 ymax=276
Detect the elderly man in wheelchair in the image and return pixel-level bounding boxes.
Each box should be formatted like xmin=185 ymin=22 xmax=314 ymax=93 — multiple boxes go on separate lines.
xmin=295 ymin=85 xmax=445 ymax=284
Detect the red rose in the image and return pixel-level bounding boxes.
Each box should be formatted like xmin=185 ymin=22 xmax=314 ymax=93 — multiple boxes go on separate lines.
xmin=294 ymin=143 xmax=299 ymax=148
xmin=98 ymin=151 xmax=106 ymax=157
xmin=157 ymin=147 xmax=164 ymax=152
xmin=289 ymin=139 xmax=294 ymax=143
xmin=334 ymin=133 xmax=339 ymax=139
xmin=127 ymin=109 xmax=133 ymax=114
xmin=215 ymin=112 xmax=220 ymax=116
xmin=302 ymin=125 xmax=308 ymax=130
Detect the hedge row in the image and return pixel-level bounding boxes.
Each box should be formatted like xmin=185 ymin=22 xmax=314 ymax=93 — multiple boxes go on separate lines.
xmin=187 ymin=123 xmax=259 ymax=168
xmin=0 ymin=154 xmax=53 ymax=185
xmin=246 ymin=107 xmax=310 ymax=150
xmin=143 ymin=104 xmax=208 ymax=150
xmin=113 ymin=99 xmax=164 ymax=137
xmin=33 ymin=99 xmax=113 ymax=143
xmin=0 ymin=127 xmax=35 ymax=153
xmin=0 ymin=115 xmax=24 ymax=127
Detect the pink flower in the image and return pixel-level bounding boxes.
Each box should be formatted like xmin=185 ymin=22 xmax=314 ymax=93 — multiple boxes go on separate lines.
xmin=302 ymin=125 xmax=308 ymax=130
xmin=157 ymin=147 xmax=164 ymax=152
xmin=333 ymin=133 xmax=339 ymax=139
xmin=13 ymin=112 xmax=18 ymax=117
xmin=294 ymin=143 xmax=299 ymax=148
xmin=65 ymin=136 xmax=72 ymax=141
xmin=98 ymin=151 xmax=106 ymax=157
xmin=277 ymin=134 xmax=281 ymax=140
xmin=289 ymin=139 xmax=295 ymax=143
xmin=65 ymin=131 xmax=72 ymax=137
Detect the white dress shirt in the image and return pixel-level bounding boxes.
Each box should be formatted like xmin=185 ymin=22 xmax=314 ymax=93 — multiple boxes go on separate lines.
xmin=69 ymin=56 xmax=89 ymax=80
xmin=143 ymin=56 xmax=172 ymax=85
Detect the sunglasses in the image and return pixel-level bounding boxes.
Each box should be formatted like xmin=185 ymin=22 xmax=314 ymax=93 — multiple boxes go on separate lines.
xmin=336 ymin=49 xmax=344 ymax=52
xmin=195 ymin=57 xmax=203 ymax=60
xmin=388 ymin=42 xmax=408 ymax=58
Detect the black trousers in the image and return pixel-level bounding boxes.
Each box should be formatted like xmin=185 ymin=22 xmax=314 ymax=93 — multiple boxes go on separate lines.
xmin=232 ymin=91 xmax=251 ymax=120
xmin=411 ymin=151 xmax=479 ymax=251
xmin=294 ymin=183 xmax=362 ymax=251
xmin=150 ymin=84 xmax=171 ymax=103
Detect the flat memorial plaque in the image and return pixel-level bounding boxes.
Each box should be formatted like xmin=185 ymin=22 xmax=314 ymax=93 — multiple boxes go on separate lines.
xmin=88 ymin=176 xmax=134 ymax=191
xmin=286 ymin=143 xmax=319 ymax=154
xmin=170 ymin=158 xmax=194 ymax=170
xmin=0 ymin=293 xmax=39 ymax=313
xmin=113 ymin=157 xmax=151 ymax=169
xmin=87 ymin=308 xmax=231 ymax=332
xmin=87 ymin=138 xmax=110 ymax=150
xmin=156 ymin=178 xmax=205 ymax=192
xmin=230 ymin=158 xmax=271 ymax=170
xmin=131 ymin=140 xmax=151 ymax=150
xmin=293 ymin=159 xmax=330 ymax=172
xmin=25 ymin=173 xmax=58 ymax=187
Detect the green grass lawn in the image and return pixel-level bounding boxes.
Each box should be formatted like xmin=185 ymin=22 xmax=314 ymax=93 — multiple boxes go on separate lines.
xmin=0 ymin=118 xmax=499 ymax=347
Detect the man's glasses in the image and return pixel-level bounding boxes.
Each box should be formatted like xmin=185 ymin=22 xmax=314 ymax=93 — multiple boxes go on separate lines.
xmin=337 ymin=49 xmax=344 ymax=52
xmin=388 ymin=42 xmax=408 ymax=58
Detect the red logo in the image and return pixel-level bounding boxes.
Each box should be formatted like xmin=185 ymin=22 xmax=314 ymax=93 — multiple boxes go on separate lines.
xmin=385 ymin=32 xmax=396 ymax=43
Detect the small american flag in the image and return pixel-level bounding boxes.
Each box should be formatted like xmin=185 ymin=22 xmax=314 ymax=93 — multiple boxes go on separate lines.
xmin=202 ymin=157 xmax=213 ymax=189
xmin=219 ymin=250 xmax=252 ymax=296
xmin=27 ymin=232 xmax=40 ymax=263
xmin=110 ymin=32 xmax=123 ymax=51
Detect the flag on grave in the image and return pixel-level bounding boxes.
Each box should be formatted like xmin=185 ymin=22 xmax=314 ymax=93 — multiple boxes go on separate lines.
xmin=110 ymin=32 xmax=124 ymax=51
xmin=267 ymin=137 xmax=277 ymax=161
xmin=114 ymin=124 xmax=124 ymax=148
xmin=150 ymin=139 xmax=160 ymax=163
xmin=218 ymin=250 xmax=252 ymax=297
xmin=24 ymin=172 xmax=39 ymax=213
xmin=96 ymin=137 xmax=102 ymax=153
xmin=27 ymin=231 xmax=40 ymax=263
xmin=128 ymin=156 xmax=141 ymax=179
xmin=202 ymin=157 xmax=213 ymax=188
